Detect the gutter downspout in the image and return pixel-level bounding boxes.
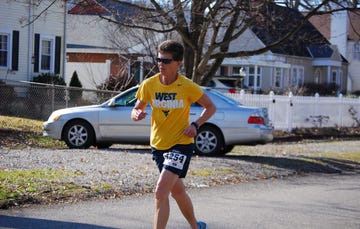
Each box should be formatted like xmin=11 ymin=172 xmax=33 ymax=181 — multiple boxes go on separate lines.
xmin=63 ymin=0 xmax=67 ymax=83
xmin=27 ymin=0 xmax=33 ymax=81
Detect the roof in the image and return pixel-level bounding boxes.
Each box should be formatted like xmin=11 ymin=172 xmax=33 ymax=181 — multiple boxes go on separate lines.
xmin=308 ymin=10 xmax=360 ymax=41
xmin=67 ymin=44 xmax=110 ymax=49
xmin=68 ymin=0 xmax=110 ymax=15
xmin=306 ymin=14 xmax=331 ymax=40
xmin=348 ymin=11 xmax=360 ymax=40
xmin=250 ymin=3 xmax=329 ymax=58
xmin=307 ymin=44 xmax=333 ymax=58
xmin=68 ymin=0 xmax=140 ymax=23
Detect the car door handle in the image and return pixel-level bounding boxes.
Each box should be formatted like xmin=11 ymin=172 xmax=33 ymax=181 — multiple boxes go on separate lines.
xmin=190 ymin=113 xmax=196 ymax=115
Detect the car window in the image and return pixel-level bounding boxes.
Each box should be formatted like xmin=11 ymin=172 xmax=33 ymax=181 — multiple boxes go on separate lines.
xmin=115 ymin=89 xmax=137 ymax=106
xmin=191 ymin=89 xmax=242 ymax=107
xmin=207 ymin=89 xmax=242 ymax=105
xmin=191 ymin=102 xmax=201 ymax=107
xmin=207 ymin=80 xmax=216 ymax=87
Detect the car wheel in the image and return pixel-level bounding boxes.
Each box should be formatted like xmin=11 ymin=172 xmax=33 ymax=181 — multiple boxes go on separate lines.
xmin=224 ymin=145 xmax=235 ymax=153
xmin=194 ymin=125 xmax=224 ymax=156
xmin=63 ymin=120 xmax=94 ymax=149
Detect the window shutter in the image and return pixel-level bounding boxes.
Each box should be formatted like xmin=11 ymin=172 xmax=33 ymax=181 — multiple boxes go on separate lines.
xmin=55 ymin=36 xmax=61 ymax=74
xmin=34 ymin=33 xmax=40 ymax=73
xmin=11 ymin=30 xmax=19 ymax=71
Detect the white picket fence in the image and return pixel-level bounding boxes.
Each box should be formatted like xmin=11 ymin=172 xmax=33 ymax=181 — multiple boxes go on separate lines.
xmin=225 ymin=91 xmax=360 ymax=131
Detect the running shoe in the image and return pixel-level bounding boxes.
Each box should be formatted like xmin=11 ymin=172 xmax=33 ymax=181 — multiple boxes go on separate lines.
xmin=197 ymin=221 xmax=207 ymax=229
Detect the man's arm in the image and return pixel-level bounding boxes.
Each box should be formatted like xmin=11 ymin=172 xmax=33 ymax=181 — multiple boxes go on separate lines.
xmin=131 ymin=99 xmax=147 ymax=121
xmin=183 ymin=93 xmax=216 ymax=137
xmin=193 ymin=93 xmax=216 ymax=126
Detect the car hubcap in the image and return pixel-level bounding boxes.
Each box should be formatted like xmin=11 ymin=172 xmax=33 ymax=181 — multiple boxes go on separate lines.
xmin=196 ymin=131 xmax=217 ymax=153
xmin=68 ymin=125 xmax=87 ymax=146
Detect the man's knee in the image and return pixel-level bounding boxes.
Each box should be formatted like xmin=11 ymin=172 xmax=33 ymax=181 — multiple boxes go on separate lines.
xmin=155 ymin=185 xmax=170 ymax=202
xmin=171 ymin=185 xmax=186 ymax=200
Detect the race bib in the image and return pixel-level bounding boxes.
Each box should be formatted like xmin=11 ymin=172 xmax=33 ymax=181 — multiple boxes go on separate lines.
xmin=163 ymin=150 xmax=187 ymax=170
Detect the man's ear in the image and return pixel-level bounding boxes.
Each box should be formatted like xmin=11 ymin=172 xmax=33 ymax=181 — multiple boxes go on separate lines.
xmin=176 ymin=61 xmax=183 ymax=68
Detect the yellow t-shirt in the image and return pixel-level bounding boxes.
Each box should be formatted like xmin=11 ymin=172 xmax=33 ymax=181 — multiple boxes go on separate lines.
xmin=136 ymin=73 xmax=203 ymax=150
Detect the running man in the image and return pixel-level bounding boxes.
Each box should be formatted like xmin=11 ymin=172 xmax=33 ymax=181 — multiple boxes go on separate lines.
xmin=131 ymin=40 xmax=216 ymax=229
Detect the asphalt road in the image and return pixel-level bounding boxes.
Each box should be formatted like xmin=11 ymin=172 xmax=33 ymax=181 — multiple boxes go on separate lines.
xmin=1 ymin=174 xmax=359 ymax=229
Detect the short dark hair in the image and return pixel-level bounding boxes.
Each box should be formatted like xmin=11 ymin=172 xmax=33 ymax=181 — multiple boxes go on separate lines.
xmin=158 ymin=40 xmax=184 ymax=61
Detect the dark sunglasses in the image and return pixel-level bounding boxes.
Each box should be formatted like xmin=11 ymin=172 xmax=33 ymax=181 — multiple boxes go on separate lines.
xmin=156 ymin=58 xmax=173 ymax=64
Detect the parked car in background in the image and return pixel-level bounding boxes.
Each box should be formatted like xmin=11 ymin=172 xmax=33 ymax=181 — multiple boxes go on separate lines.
xmin=43 ymin=86 xmax=273 ymax=156
xmin=208 ymin=77 xmax=243 ymax=93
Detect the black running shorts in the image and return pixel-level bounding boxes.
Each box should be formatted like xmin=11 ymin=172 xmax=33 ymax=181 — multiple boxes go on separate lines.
xmin=152 ymin=144 xmax=194 ymax=178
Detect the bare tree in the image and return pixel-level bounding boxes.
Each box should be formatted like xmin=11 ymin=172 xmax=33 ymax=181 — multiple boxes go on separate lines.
xmin=103 ymin=21 xmax=177 ymax=65
xmin=29 ymin=0 xmax=360 ymax=85
xmin=92 ymin=0 xmax=359 ymax=85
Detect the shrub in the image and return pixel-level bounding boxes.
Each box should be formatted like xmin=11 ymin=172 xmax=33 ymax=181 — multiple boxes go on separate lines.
xmin=299 ymin=83 xmax=340 ymax=96
xmin=30 ymin=73 xmax=66 ymax=117
xmin=69 ymin=71 xmax=83 ymax=100
xmin=32 ymin=73 xmax=66 ymax=85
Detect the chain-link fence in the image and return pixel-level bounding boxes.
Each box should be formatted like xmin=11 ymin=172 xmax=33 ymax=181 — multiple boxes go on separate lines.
xmin=0 ymin=80 xmax=119 ymax=121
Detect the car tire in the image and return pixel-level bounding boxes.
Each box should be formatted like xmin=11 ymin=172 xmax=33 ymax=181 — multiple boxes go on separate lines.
xmin=224 ymin=145 xmax=234 ymax=153
xmin=63 ymin=120 xmax=94 ymax=149
xmin=194 ymin=125 xmax=224 ymax=156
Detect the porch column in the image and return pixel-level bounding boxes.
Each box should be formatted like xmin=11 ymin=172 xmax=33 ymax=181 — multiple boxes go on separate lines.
xmin=254 ymin=65 xmax=258 ymax=94
xmin=327 ymin=66 xmax=331 ymax=84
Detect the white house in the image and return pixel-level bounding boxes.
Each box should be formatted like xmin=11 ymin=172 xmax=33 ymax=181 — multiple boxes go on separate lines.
xmin=308 ymin=9 xmax=360 ymax=94
xmin=215 ymin=4 xmax=348 ymax=95
xmin=331 ymin=10 xmax=360 ymax=93
xmin=0 ymin=0 xmax=66 ymax=83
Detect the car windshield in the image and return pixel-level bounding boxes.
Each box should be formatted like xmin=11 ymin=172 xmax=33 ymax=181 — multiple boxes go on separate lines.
xmin=117 ymin=88 xmax=137 ymax=106
xmin=104 ymin=88 xmax=137 ymax=106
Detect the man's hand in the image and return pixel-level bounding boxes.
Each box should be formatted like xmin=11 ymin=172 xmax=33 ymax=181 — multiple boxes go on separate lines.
xmin=132 ymin=108 xmax=147 ymax=121
xmin=183 ymin=124 xmax=197 ymax=138
xmin=131 ymin=99 xmax=147 ymax=121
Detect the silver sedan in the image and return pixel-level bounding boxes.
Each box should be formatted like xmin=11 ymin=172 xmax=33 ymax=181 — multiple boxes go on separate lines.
xmin=43 ymin=86 xmax=273 ymax=156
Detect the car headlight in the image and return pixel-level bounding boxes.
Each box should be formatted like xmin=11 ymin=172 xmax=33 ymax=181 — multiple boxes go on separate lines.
xmin=50 ymin=114 xmax=61 ymax=122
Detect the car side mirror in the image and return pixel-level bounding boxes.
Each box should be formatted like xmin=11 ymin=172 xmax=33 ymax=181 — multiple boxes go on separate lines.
xmin=108 ymin=98 xmax=116 ymax=107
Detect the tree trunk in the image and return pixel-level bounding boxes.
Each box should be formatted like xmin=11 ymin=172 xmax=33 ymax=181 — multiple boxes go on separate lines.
xmin=182 ymin=42 xmax=195 ymax=80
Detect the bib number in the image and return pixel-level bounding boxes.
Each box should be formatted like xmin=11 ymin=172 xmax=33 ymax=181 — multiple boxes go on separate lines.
xmin=163 ymin=150 xmax=187 ymax=170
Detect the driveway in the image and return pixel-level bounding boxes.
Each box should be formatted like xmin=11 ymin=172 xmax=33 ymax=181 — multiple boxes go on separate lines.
xmin=1 ymin=174 xmax=359 ymax=229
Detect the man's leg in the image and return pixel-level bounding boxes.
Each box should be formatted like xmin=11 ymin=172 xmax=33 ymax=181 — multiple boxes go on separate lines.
xmin=171 ymin=179 xmax=198 ymax=229
xmin=154 ymin=169 xmax=179 ymax=229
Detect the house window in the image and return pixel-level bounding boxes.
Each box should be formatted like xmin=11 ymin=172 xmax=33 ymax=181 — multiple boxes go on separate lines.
xmin=232 ymin=66 xmax=241 ymax=77
xmin=291 ymin=66 xmax=304 ymax=88
xmin=331 ymin=71 xmax=337 ymax=83
xmin=331 ymin=69 xmax=342 ymax=87
xmin=314 ymin=69 xmax=321 ymax=84
xmin=40 ymin=36 xmax=55 ymax=72
xmin=231 ymin=66 xmax=246 ymax=78
xmin=353 ymin=42 xmax=360 ymax=60
xmin=0 ymin=33 xmax=10 ymax=68
xmin=273 ymin=67 xmax=282 ymax=88
xmin=220 ymin=66 xmax=226 ymax=76
xmin=247 ymin=66 xmax=261 ymax=88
